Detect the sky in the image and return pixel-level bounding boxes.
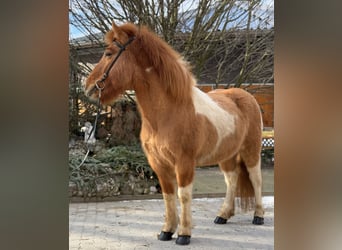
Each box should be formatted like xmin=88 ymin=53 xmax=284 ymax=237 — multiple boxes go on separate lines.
xmin=69 ymin=0 xmax=274 ymax=40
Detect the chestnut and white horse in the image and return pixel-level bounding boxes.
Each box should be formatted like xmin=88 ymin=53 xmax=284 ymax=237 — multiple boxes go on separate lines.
xmin=85 ymin=22 xmax=264 ymax=245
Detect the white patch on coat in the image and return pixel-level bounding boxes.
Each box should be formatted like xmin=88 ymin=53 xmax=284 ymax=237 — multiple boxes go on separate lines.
xmin=192 ymin=87 xmax=235 ymax=160
xmin=145 ymin=67 xmax=153 ymax=73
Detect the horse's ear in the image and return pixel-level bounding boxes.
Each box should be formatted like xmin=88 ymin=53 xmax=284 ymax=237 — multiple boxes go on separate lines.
xmin=111 ymin=21 xmax=136 ymax=40
xmin=111 ymin=21 xmax=128 ymax=39
xmin=112 ymin=21 xmax=120 ymax=33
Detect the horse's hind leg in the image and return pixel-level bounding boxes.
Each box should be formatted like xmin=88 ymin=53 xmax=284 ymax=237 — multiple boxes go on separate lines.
xmin=241 ymin=152 xmax=265 ymax=225
xmin=214 ymin=157 xmax=239 ymax=224
xmin=246 ymin=157 xmax=264 ymax=224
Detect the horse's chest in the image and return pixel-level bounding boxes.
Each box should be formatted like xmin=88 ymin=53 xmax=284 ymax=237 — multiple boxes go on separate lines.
xmin=142 ymin=137 xmax=176 ymax=167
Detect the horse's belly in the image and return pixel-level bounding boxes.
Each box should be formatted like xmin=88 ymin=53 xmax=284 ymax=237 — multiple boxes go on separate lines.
xmin=195 ymin=136 xmax=242 ymax=166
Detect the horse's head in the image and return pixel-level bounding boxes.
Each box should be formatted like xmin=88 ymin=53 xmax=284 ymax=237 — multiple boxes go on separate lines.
xmin=85 ymin=21 xmax=195 ymax=105
xmin=85 ymin=22 xmax=140 ymax=105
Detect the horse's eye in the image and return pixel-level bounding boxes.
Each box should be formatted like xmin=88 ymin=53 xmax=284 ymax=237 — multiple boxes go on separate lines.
xmin=104 ymin=51 xmax=112 ymax=57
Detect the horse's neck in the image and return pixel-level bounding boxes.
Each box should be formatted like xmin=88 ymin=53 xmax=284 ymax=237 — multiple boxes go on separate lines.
xmin=134 ymin=81 xmax=191 ymax=130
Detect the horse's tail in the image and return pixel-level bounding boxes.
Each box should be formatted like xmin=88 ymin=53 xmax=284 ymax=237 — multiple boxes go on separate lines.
xmin=236 ymin=154 xmax=255 ymax=211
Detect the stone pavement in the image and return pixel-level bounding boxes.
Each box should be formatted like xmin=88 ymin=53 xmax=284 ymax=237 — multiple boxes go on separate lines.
xmin=69 ymin=196 xmax=274 ymax=249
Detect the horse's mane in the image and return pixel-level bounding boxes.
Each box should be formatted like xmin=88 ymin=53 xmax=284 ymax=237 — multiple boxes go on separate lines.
xmin=120 ymin=23 xmax=196 ymax=103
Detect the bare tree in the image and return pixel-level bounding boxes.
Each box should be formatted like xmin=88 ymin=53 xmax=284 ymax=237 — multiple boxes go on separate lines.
xmin=70 ymin=0 xmax=273 ymax=81
xmin=69 ymin=0 xmax=274 ymax=136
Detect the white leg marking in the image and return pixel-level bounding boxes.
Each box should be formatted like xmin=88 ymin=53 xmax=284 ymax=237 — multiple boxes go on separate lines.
xmin=162 ymin=193 xmax=178 ymax=232
xmin=247 ymin=158 xmax=264 ymax=217
xmin=219 ymin=170 xmax=239 ymax=218
xmin=177 ymin=184 xmax=193 ymax=236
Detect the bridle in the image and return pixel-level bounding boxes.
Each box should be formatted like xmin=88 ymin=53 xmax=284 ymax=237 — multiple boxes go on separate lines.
xmin=78 ymin=35 xmax=136 ymax=167
xmin=87 ymin=35 xmax=136 ymax=97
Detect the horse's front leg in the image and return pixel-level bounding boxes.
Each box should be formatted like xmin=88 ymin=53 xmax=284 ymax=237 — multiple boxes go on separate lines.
xmin=149 ymin=159 xmax=178 ymax=241
xmin=159 ymin=188 xmax=178 ymax=241
xmin=175 ymin=160 xmax=195 ymax=245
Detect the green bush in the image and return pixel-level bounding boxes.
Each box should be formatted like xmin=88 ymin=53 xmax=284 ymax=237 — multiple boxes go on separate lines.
xmin=69 ymin=144 xmax=157 ymax=198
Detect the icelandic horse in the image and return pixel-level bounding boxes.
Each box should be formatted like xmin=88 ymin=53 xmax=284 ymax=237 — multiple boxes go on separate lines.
xmin=85 ymin=22 xmax=264 ymax=245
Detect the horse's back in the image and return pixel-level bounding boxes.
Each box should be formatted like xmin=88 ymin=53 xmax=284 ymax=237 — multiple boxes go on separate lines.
xmin=208 ymin=88 xmax=256 ymax=105
xmin=208 ymin=88 xmax=261 ymax=122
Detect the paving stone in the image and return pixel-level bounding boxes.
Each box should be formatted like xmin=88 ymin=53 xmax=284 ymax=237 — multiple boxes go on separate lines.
xmin=69 ymin=197 xmax=274 ymax=249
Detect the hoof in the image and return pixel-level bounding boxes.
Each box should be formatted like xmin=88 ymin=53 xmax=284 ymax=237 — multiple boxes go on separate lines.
xmin=252 ymin=216 xmax=264 ymax=225
xmin=214 ymin=216 xmax=227 ymax=224
xmin=176 ymin=235 xmax=191 ymax=245
xmin=158 ymin=231 xmax=173 ymax=241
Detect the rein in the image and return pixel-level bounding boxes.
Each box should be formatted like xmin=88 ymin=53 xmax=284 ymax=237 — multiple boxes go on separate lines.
xmin=77 ymin=88 xmax=102 ymax=168
xmin=78 ymin=36 xmax=136 ymax=168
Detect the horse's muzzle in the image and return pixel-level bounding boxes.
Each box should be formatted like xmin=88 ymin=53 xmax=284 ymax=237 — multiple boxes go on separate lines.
xmin=86 ymin=79 xmax=106 ymax=98
xmin=85 ymin=84 xmax=97 ymax=97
